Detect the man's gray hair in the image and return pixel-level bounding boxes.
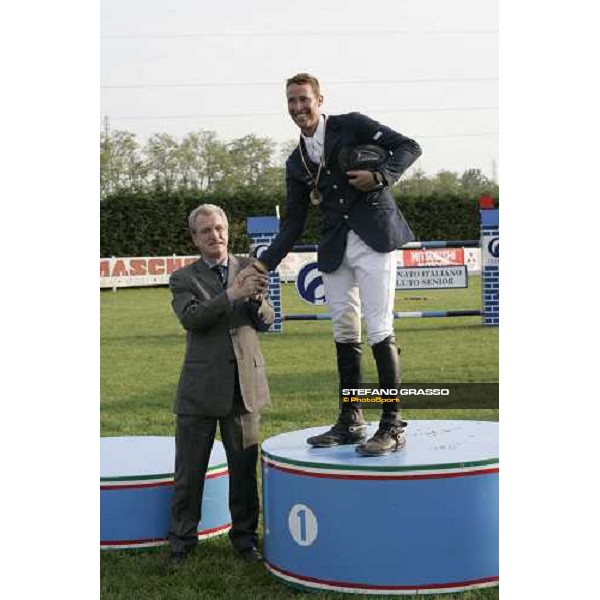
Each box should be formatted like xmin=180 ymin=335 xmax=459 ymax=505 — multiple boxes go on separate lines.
xmin=188 ymin=204 xmax=229 ymax=235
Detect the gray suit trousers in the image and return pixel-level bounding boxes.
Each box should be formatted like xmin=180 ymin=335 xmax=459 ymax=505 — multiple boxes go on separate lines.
xmin=168 ymin=391 xmax=259 ymax=553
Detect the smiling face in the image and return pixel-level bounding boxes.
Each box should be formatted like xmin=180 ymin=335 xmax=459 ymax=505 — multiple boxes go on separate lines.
xmin=192 ymin=211 xmax=228 ymax=263
xmin=286 ymin=82 xmax=323 ymax=136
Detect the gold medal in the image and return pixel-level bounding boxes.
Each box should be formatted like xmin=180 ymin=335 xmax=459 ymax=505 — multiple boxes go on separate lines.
xmin=310 ymin=188 xmax=323 ymax=205
xmin=298 ymin=117 xmax=327 ymax=208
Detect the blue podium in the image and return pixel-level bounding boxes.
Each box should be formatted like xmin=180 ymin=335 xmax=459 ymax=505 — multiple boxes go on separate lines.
xmin=100 ymin=436 xmax=231 ymax=549
xmin=262 ymin=420 xmax=498 ymax=595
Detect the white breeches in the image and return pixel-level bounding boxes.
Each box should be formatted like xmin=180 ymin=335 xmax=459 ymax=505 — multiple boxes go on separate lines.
xmin=322 ymin=230 xmax=397 ymax=346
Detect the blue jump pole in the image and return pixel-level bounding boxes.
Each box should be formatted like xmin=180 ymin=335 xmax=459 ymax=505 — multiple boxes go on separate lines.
xmin=284 ymin=310 xmax=482 ymax=321
xmin=292 ymin=240 xmax=480 ymax=252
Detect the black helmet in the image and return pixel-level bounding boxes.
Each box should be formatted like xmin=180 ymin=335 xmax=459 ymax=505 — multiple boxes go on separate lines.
xmin=337 ymin=144 xmax=389 ymax=172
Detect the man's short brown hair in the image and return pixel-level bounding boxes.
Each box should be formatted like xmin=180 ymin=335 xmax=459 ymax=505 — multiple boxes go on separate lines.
xmin=286 ymin=73 xmax=321 ymax=97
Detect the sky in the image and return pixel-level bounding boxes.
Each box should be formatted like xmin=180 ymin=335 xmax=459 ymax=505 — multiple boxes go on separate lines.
xmin=101 ymin=0 xmax=498 ymax=178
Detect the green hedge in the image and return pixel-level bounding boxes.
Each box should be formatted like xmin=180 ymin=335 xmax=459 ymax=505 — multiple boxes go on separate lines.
xmin=100 ymin=190 xmax=498 ymax=257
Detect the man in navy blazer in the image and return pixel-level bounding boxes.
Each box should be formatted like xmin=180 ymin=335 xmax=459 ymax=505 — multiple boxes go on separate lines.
xmin=257 ymin=73 xmax=422 ymax=456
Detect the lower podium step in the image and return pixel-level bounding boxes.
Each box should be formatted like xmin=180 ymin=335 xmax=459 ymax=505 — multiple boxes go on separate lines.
xmin=100 ymin=436 xmax=231 ymax=550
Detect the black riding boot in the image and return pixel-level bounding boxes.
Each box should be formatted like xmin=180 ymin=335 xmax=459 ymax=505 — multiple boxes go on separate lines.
xmin=307 ymin=342 xmax=367 ymax=447
xmin=356 ymin=335 xmax=407 ymax=456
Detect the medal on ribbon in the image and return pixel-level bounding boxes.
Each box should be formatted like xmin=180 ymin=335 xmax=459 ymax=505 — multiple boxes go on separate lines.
xmin=298 ymin=117 xmax=327 ymax=207
xmin=309 ymin=188 xmax=323 ymax=205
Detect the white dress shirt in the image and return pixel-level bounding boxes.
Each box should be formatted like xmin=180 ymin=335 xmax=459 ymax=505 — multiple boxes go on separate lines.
xmin=301 ymin=115 xmax=325 ymax=163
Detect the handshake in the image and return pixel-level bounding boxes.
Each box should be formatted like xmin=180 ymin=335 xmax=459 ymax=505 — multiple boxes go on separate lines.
xmin=226 ymin=261 xmax=269 ymax=303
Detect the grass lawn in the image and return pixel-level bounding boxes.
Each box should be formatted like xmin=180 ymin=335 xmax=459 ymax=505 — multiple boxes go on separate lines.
xmin=100 ymin=278 xmax=498 ymax=599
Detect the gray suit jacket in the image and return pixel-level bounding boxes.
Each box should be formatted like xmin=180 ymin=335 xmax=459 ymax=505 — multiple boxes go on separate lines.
xmin=170 ymin=254 xmax=274 ymax=416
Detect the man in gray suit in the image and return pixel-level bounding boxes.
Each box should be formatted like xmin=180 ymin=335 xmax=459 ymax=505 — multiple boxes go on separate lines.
xmin=168 ymin=204 xmax=273 ymax=566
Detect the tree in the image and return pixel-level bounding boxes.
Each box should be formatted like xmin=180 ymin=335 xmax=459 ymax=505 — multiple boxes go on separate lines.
xmin=99 ymin=125 xmax=499 ymax=200
xmin=177 ymin=131 xmax=205 ymax=190
xmin=199 ymin=132 xmax=231 ymax=191
xmin=279 ymin=139 xmax=298 ymax=164
xmin=397 ymin=167 xmax=435 ymax=196
xmin=144 ymin=133 xmax=181 ymax=191
xmin=461 ymin=168 xmax=498 ymax=196
xmin=177 ymin=130 xmax=231 ymax=191
xmin=255 ymin=166 xmax=286 ymax=194
xmin=218 ymin=134 xmax=276 ymax=192
xmin=433 ymin=170 xmax=462 ymax=194
xmin=100 ymin=130 xmax=146 ymax=199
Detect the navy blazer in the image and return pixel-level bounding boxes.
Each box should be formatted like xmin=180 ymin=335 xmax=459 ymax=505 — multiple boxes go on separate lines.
xmin=260 ymin=112 xmax=422 ymax=273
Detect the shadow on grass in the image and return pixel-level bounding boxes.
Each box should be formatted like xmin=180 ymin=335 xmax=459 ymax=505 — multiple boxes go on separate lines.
xmin=101 ymin=540 xmax=498 ymax=600
xmin=262 ymin=320 xmax=493 ymax=340
xmin=102 ymin=333 xmax=184 ymax=344
xmin=395 ymin=321 xmax=493 ymax=333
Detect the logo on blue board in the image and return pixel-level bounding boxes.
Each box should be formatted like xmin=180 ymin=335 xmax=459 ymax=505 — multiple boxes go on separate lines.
xmin=296 ymin=262 xmax=326 ymax=306
xmin=488 ymin=238 xmax=499 ymax=258
xmin=251 ymin=243 xmax=268 ymax=259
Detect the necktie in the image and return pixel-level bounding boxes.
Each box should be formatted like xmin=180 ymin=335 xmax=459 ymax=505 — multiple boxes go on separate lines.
xmin=212 ymin=265 xmax=226 ymax=288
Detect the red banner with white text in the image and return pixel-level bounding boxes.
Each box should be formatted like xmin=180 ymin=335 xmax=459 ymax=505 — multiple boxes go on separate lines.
xmin=100 ymin=256 xmax=198 ymax=288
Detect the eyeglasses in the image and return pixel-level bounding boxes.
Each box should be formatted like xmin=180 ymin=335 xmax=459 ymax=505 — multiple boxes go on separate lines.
xmin=195 ymin=225 xmax=227 ymax=236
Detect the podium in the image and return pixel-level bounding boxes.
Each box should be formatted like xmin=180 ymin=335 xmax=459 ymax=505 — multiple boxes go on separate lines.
xmin=100 ymin=436 xmax=231 ymax=549
xmin=262 ymin=420 xmax=498 ymax=594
